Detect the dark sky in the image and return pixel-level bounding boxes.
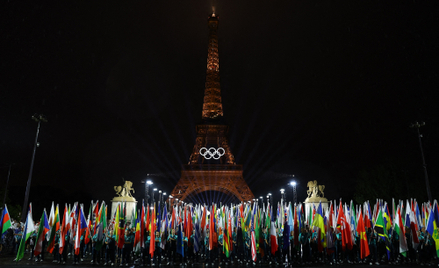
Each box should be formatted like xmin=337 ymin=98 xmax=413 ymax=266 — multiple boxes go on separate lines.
xmin=1 ymin=1 xmax=438 ymax=212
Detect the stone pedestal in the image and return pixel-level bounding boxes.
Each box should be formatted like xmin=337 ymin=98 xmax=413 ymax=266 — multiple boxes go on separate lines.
xmin=111 ymin=196 xmax=137 ymax=223
xmin=304 ymin=196 xmax=329 ymax=222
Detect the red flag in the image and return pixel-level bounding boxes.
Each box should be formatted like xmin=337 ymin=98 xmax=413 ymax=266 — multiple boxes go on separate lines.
xmin=140 ymin=202 xmax=145 ymax=249
xmin=149 ymin=203 xmax=156 ymax=257
xmin=59 ymin=204 xmax=68 ymax=254
xmin=356 ymin=210 xmax=370 ymax=259
xmin=336 ymin=200 xmax=353 ymax=251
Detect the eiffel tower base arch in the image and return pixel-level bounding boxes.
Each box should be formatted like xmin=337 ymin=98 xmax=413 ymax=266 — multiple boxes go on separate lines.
xmin=169 ymin=165 xmax=254 ymax=203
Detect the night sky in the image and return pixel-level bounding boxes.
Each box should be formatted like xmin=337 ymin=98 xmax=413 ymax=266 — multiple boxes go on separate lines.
xmin=1 ymin=1 xmax=438 ymax=214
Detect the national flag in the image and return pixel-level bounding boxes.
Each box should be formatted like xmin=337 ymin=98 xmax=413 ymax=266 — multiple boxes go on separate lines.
xmin=84 ymin=203 xmax=92 ymax=245
xmin=134 ymin=209 xmax=141 ymax=252
xmin=374 ymin=208 xmax=391 ymax=259
xmin=176 ymin=222 xmax=184 ymax=257
xmin=59 ymin=204 xmax=69 ymax=254
xmin=394 ymin=206 xmax=408 ymax=257
xmin=46 ymin=202 xmax=54 ymax=241
xmin=140 ymin=201 xmax=145 ymax=249
xmin=47 ymin=204 xmax=60 ymax=253
xmin=223 ymin=210 xmax=231 ymax=258
xmin=426 ymin=201 xmax=439 ymax=258
xmin=250 ymin=210 xmax=257 ymax=262
xmin=337 ymin=200 xmax=353 ymax=251
xmin=356 ymin=210 xmax=369 ymax=259
xmin=270 ymin=205 xmax=278 ymax=255
xmin=74 ymin=205 xmax=88 ymax=255
xmin=117 ymin=203 xmax=126 ymax=249
xmin=312 ymin=202 xmax=326 ymax=252
xmin=34 ymin=209 xmax=50 ymax=256
xmin=149 ymin=203 xmax=156 ymax=257
xmin=94 ymin=202 xmax=107 ymax=251
xmin=15 ymin=205 xmax=35 ymax=261
xmin=1 ymin=204 xmax=12 ymax=235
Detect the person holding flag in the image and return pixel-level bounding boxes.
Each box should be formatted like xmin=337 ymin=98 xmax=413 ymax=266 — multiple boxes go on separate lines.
xmin=15 ymin=204 xmax=35 ymax=262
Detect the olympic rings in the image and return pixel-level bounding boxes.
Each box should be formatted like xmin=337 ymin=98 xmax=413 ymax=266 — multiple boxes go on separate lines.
xmin=199 ymin=147 xmax=225 ymax=160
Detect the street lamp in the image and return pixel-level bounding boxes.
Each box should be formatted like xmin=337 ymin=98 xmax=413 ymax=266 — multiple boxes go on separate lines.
xmin=21 ymin=114 xmax=47 ymax=222
xmin=410 ymin=122 xmax=432 ymax=201
xmin=143 ymin=179 xmax=153 ymax=205
xmin=280 ymin=188 xmax=285 ymax=202
xmin=153 ymin=188 xmax=157 ymax=204
xmin=289 ymin=180 xmax=297 ymax=205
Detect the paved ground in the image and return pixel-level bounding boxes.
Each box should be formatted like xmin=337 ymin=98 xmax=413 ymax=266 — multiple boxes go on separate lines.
xmin=1 ymin=251 xmax=437 ymax=268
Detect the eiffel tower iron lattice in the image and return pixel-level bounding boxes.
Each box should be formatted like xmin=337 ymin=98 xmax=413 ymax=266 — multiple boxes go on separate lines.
xmin=169 ymin=14 xmax=254 ymax=203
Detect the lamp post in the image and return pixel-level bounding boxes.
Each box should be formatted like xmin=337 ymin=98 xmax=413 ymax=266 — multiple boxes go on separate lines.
xmin=410 ymin=122 xmax=432 ymax=201
xmin=21 ymin=114 xmax=47 ymax=222
xmin=280 ymin=189 xmax=285 ymax=202
xmin=289 ymin=180 xmax=297 ymax=205
xmin=144 ymin=179 xmax=153 ymax=205
xmin=153 ymin=188 xmax=157 ymax=204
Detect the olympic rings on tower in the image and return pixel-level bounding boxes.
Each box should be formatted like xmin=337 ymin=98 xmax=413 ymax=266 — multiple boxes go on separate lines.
xmin=199 ymin=147 xmax=225 ymax=160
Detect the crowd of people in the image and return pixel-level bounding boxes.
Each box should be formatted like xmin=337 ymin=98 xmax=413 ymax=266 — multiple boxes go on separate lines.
xmin=1 ymin=199 xmax=439 ymax=267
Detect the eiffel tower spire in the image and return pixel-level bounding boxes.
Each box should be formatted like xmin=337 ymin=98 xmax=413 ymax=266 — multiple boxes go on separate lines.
xmin=202 ymin=13 xmax=223 ymax=120
xmin=168 ymin=13 xmax=254 ymax=204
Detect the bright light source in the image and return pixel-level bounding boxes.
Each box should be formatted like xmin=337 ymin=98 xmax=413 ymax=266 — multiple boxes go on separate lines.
xmin=280 ymin=188 xmax=285 ymax=193
xmin=169 ymin=195 xmax=173 ymax=198
xmin=163 ymin=192 xmax=167 ymax=196
xmin=268 ymin=193 xmax=272 ymax=196
xmin=153 ymin=188 xmax=157 ymax=191
xmin=147 ymin=180 xmax=153 ymax=185
xmin=290 ymin=181 xmax=296 ymax=186
xmin=259 ymin=196 xmax=263 ymax=199
xmin=159 ymin=190 xmax=162 ymax=193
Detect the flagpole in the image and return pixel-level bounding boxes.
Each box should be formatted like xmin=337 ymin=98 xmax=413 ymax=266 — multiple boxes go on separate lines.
xmin=1 ymin=163 xmax=13 ymax=209
xmin=21 ymin=114 xmax=47 ymax=223
xmin=410 ymin=122 xmax=432 ymax=202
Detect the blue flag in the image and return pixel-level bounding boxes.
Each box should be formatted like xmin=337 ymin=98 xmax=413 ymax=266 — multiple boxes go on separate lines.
xmin=176 ymin=223 xmax=184 ymax=257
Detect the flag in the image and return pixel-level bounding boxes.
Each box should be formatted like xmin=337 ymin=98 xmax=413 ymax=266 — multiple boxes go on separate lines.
xmin=176 ymin=223 xmax=184 ymax=257
xmin=149 ymin=203 xmax=156 ymax=257
xmin=270 ymin=206 xmax=278 ymax=255
xmin=223 ymin=211 xmax=231 ymax=258
xmin=140 ymin=200 xmax=145 ymax=249
xmin=250 ymin=210 xmax=257 ymax=262
xmin=312 ymin=202 xmax=326 ymax=252
xmin=426 ymin=201 xmax=439 ymax=258
xmin=15 ymin=205 xmax=35 ymax=261
xmin=95 ymin=202 xmax=107 ymax=251
xmin=34 ymin=209 xmax=50 ymax=256
xmin=117 ymin=203 xmax=126 ymax=249
xmin=374 ymin=208 xmax=391 ymax=259
xmin=74 ymin=205 xmax=88 ymax=255
xmin=134 ymin=210 xmax=141 ymax=251
xmin=59 ymin=204 xmax=69 ymax=254
xmin=394 ymin=206 xmax=408 ymax=257
xmin=47 ymin=204 xmax=60 ymax=253
xmin=337 ymin=200 xmax=353 ymax=251
xmin=46 ymin=202 xmax=54 ymax=241
xmin=0 ymin=204 xmax=12 ymax=235
xmin=356 ymin=210 xmax=369 ymax=259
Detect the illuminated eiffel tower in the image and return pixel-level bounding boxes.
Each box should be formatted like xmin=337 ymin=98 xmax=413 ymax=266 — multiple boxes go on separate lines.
xmin=169 ymin=13 xmax=254 ymax=203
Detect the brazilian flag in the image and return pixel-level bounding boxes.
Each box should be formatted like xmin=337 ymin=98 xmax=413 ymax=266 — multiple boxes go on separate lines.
xmin=374 ymin=209 xmax=391 ymax=259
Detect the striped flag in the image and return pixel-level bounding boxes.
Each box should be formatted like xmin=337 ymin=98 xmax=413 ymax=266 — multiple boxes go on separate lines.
xmin=251 ymin=210 xmax=257 ymax=262
xmin=0 ymin=204 xmax=12 ymax=235
xmin=34 ymin=209 xmax=50 ymax=256
xmin=15 ymin=204 xmax=35 ymax=261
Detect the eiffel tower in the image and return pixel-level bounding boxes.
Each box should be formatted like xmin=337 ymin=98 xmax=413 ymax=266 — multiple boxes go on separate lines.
xmin=169 ymin=13 xmax=254 ymax=203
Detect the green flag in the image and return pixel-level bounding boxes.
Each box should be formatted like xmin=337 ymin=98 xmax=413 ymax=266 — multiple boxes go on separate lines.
xmin=374 ymin=208 xmax=391 ymax=259
xmin=16 ymin=206 xmax=35 ymax=261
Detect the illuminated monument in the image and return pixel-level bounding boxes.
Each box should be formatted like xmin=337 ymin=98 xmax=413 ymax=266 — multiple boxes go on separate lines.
xmin=169 ymin=13 xmax=254 ymax=203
